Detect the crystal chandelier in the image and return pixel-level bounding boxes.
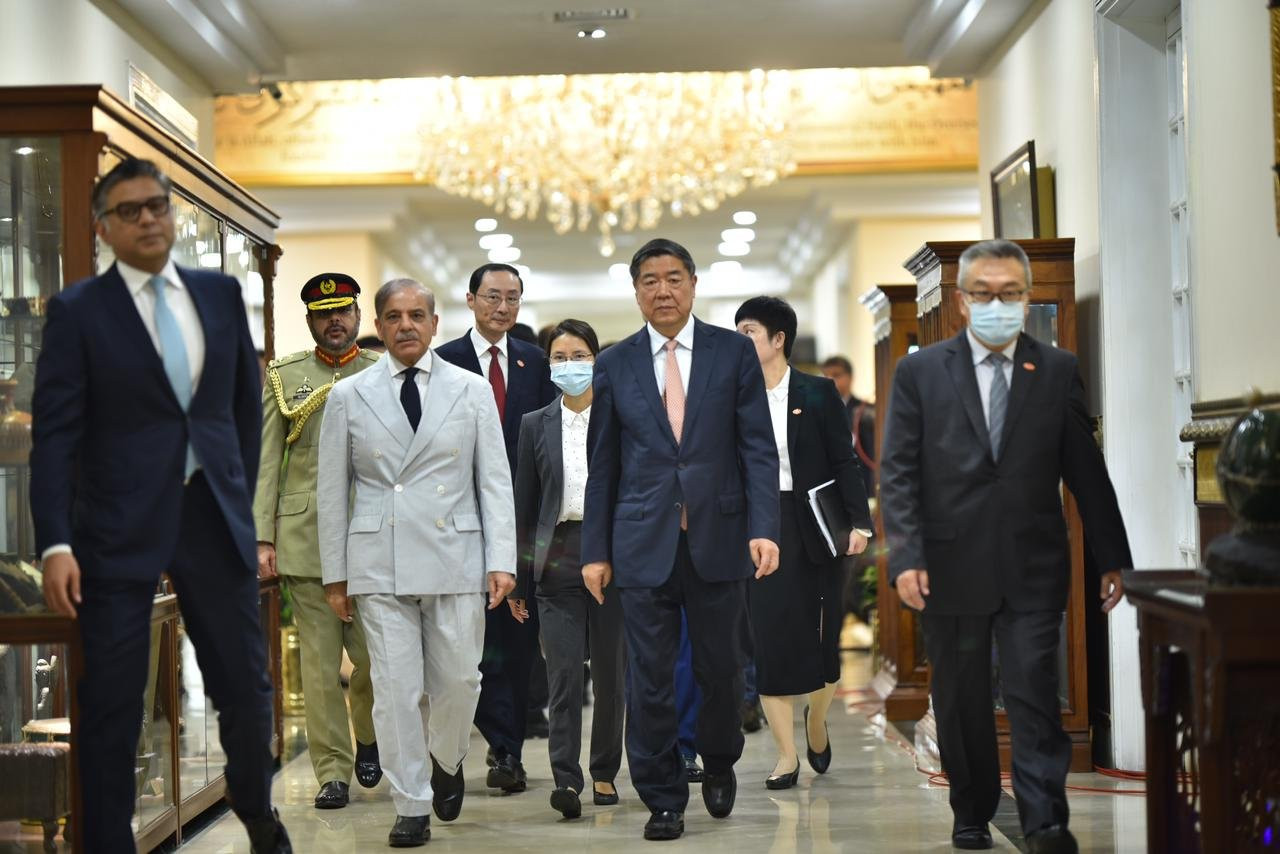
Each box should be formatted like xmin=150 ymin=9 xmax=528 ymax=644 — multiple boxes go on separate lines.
xmin=414 ymin=70 xmax=798 ymax=256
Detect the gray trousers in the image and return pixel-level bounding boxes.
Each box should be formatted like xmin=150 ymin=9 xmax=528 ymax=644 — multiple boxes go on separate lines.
xmin=536 ymin=521 xmax=626 ymax=792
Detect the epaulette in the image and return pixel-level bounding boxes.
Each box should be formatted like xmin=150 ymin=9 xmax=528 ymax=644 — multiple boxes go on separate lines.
xmin=268 ymin=350 xmax=310 ymax=369
xmin=358 ymin=348 xmax=382 ymax=362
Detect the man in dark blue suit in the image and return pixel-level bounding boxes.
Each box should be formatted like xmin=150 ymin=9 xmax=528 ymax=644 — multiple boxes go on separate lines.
xmin=30 ymin=159 xmax=289 ymax=852
xmin=434 ymin=262 xmax=556 ymax=793
xmin=581 ymin=238 xmax=780 ymax=841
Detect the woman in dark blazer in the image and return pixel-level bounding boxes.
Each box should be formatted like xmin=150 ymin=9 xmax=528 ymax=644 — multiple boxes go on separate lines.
xmin=734 ymin=297 xmax=873 ymax=789
xmin=509 ymin=319 xmax=626 ymax=819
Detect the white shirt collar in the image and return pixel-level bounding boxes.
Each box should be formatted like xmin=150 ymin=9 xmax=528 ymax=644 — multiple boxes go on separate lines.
xmin=470 ymin=328 xmax=507 ymax=359
xmin=117 ymin=257 xmax=181 ymax=298
xmin=387 ymin=349 xmax=433 ymax=376
xmin=560 ymin=399 xmax=591 ymax=426
xmin=967 ymin=328 xmax=1018 ymax=366
xmin=766 ymin=366 xmax=791 ymax=401
xmin=647 ymin=315 xmax=695 ymax=356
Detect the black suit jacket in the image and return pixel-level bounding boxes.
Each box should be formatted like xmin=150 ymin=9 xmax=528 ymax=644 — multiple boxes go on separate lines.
xmin=879 ymin=331 xmax=1132 ymax=615
xmin=581 ymin=318 xmax=780 ymax=587
xmin=435 ymin=331 xmax=557 ymax=473
xmin=30 ymin=264 xmax=261 ymax=581
xmin=785 ymin=370 xmax=873 ymax=565
xmin=513 ymin=397 xmax=571 ymax=599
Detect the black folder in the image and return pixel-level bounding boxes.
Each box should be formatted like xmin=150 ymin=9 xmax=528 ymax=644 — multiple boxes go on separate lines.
xmin=806 ymin=479 xmax=851 ymax=559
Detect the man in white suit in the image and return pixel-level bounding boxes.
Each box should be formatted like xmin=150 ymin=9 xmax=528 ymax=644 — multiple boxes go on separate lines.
xmin=317 ymin=278 xmax=517 ymax=848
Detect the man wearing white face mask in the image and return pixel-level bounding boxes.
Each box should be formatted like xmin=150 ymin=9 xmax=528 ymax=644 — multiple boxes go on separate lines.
xmin=879 ymin=240 xmax=1133 ymax=854
xmin=511 ymin=319 xmax=626 ymax=821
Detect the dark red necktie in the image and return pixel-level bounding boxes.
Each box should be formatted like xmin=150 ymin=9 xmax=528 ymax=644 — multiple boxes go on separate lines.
xmin=488 ymin=345 xmax=506 ymax=422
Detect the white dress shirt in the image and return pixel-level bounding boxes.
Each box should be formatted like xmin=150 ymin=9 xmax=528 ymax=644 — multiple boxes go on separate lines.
xmin=967 ymin=328 xmax=1017 ymax=427
xmin=388 ymin=350 xmax=432 ymax=407
xmin=646 ymin=316 xmax=694 ymax=397
xmin=118 ymin=257 xmax=205 ymax=392
xmin=470 ymin=328 xmax=508 ymax=383
xmin=558 ymin=402 xmax=591 ymax=523
xmin=765 ymin=367 xmax=794 ymax=491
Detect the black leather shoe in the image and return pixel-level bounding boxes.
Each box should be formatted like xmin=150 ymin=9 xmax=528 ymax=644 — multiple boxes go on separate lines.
xmin=526 ymin=708 xmax=550 ymax=739
xmin=804 ymin=706 xmax=832 ymax=774
xmin=313 ymin=780 xmax=349 ymax=809
xmin=388 ymin=815 xmax=430 ymax=847
xmin=486 ymin=755 xmax=527 ymax=792
xmin=355 ymin=740 xmax=382 ymax=788
xmin=765 ymin=760 xmax=800 ymax=790
xmin=740 ymin=700 xmax=764 ymax=733
xmin=592 ymin=782 xmax=619 ymax=805
xmin=702 ymin=769 xmax=736 ymax=818
xmin=951 ymin=825 xmax=993 ymax=850
xmin=643 ymin=810 xmax=684 ymax=841
xmin=683 ymin=755 xmax=704 ymax=783
xmin=1027 ymin=825 xmax=1078 ymax=854
xmin=244 ymin=808 xmax=292 ymax=854
xmin=430 ymin=754 xmax=464 ymax=822
xmin=550 ymin=786 xmax=582 ymax=818
xmin=486 ymin=746 xmax=497 ymax=767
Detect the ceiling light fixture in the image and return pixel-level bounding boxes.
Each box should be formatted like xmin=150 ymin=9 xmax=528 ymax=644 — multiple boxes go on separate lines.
xmin=718 ymin=241 xmax=750 ymax=257
xmin=415 ymin=69 xmax=798 ymax=256
xmin=478 ymin=232 xmax=513 ymax=250
xmin=14 ymin=146 xmax=34 ymax=156
xmin=732 ymin=211 xmax=757 ymax=225
xmin=488 ymin=246 xmax=521 ymax=263
xmin=474 ymin=217 xmax=498 ymax=232
xmin=721 ymin=227 xmax=756 ymax=243
xmin=709 ymin=260 xmax=743 ymax=276
xmin=608 ymin=262 xmax=630 ymax=282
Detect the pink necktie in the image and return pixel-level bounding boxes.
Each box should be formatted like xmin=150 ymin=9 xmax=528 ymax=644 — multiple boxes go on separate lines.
xmin=663 ymin=339 xmax=688 ymax=529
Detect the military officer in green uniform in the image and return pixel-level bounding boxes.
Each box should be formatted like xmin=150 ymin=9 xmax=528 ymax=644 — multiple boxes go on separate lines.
xmin=254 ymin=272 xmax=383 ymax=809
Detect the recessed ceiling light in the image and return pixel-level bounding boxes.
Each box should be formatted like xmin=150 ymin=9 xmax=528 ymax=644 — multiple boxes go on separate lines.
xmin=710 ymin=261 xmax=742 ymax=276
xmin=474 ymin=218 xmax=498 ymax=232
xmin=488 ymin=246 xmax=521 ymax=263
xmin=478 ymin=233 xmax=513 ymax=250
xmin=721 ymin=228 xmax=756 ymax=243
xmin=718 ymin=241 xmax=750 ymax=257
xmin=14 ymin=146 xmax=34 ymax=156
xmin=578 ymin=27 xmax=607 ymax=38
xmin=732 ymin=211 xmax=757 ymax=225
xmin=608 ymin=263 xmax=630 ymax=281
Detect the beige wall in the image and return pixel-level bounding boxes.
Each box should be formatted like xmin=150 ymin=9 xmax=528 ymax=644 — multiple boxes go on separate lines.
xmin=0 ymin=0 xmax=216 ymax=154
xmin=273 ymin=232 xmax=385 ymax=357
xmin=1185 ymin=0 xmax=1280 ymax=400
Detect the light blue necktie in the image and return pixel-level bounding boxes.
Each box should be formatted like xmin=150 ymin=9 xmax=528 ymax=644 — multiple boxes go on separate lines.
xmin=149 ymin=275 xmax=197 ymax=476
xmin=985 ymin=352 xmax=1009 ymax=460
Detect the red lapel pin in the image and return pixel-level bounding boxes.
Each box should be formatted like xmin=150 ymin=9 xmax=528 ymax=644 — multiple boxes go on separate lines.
xmin=1022 ymin=362 xmax=1036 ymax=371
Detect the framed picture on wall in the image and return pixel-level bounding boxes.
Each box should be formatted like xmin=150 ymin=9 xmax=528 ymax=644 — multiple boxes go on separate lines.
xmin=990 ymin=140 xmax=1057 ymax=238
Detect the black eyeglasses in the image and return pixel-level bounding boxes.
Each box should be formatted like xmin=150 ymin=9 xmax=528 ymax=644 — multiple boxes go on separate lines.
xmin=962 ymin=288 xmax=1028 ymax=305
xmin=99 ymin=195 xmax=171 ymax=223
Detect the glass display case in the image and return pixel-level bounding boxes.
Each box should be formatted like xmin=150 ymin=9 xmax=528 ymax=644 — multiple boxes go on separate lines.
xmin=902 ymin=238 xmax=1092 ymax=771
xmin=0 ymin=85 xmax=283 ymax=853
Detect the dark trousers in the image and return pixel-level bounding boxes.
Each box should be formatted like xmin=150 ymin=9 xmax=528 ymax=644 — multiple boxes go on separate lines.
xmin=619 ymin=533 xmax=747 ymax=813
xmin=921 ymin=606 xmax=1071 ymax=835
xmin=76 ymin=473 xmax=275 ymax=850
xmin=536 ymin=522 xmax=626 ymax=792
xmin=474 ymin=579 xmax=538 ymax=760
xmin=674 ymin=613 xmax=700 ymax=759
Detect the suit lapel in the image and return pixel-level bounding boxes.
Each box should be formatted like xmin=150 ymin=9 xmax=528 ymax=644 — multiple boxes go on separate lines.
xmin=100 ymin=264 xmax=180 ymax=409
xmin=945 ymin=332 xmax=994 ymax=459
xmin=680 ymin=318 xmax=715 ymax=440
xmin=543 ymin=401 xmax=564 ymax=502
xmin=400 ymin=351 xmax=463 ymax=474
xmin=454 ymin=332 xmax=484 ymax=375
xmin=624 ymin=329 xmax=678 ymax=449
xmin=354 ymin=360 xmax=414 ymax=451
xmin=1000 ymin=334 xmax=1038 ymax=455
xmin=504 ymin=341 xmax=529 ymax=432
xmin=786 ymin=369 xmax=802 ymax=464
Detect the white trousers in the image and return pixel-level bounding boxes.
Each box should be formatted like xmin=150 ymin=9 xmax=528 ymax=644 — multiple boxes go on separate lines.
xmin=356 ymin=592 xmax=485 ymax=816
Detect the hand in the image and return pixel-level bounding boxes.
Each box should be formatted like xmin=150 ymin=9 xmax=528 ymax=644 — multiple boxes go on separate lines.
xmin=895 ymin=569 xmax=930 ymax=611
xmin=256 ymin=542 xmax=277 ymax=579
xmin=42 ymin=552 xmax=81 ymax=618
xmin=507 ymin=597 xmax=529 ymax=623
xmin=488 ymin=572 xmax=516 ymax=609
xmin=846 ymin=531 xmax=869 ymax=556
xmin=324 ymin=581 xmax=353 ymax=622
xmin=1100 ymin=570 xmax=1125 ymax=614
xmin=582 ymin=561 xmax=612 ymax=605
xmin=749 ymin=538 xmax=780 ymax=579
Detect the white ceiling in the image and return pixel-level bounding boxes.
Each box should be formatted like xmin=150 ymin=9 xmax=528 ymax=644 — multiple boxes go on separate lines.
xmin=104 ymin=0 xmax=1039 ymax=90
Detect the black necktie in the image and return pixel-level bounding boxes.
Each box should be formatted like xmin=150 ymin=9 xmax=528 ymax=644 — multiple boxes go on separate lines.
xmin=400 ymin=367 xmax=421 ymax=432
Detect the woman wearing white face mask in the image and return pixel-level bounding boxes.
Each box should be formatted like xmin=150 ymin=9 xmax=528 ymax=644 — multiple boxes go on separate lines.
xmin=510 ymin=319 xmax=626 ymax=820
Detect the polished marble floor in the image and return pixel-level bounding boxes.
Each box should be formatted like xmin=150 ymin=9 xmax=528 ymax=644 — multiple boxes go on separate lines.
xmin=178 ymin=651 xmax=1147 ymax=853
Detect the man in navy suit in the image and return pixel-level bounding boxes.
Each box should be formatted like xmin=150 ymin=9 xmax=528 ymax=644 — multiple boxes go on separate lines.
xmin=581 ymin=238 xmax=780 ymax=841
xmin=30 ymin=159 xmax=289 ymax=853
xmin=434 ymin=262 xmax=556 ymax=793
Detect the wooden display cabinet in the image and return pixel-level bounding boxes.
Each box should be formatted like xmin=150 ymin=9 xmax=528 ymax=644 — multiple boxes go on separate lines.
xmin=902 ymin=239 xmax=1093 ymax=772
xmin=0 ymin=85 xmax=283 ymax=852
xmin=858 ymin=283 xmax=928 ymax=720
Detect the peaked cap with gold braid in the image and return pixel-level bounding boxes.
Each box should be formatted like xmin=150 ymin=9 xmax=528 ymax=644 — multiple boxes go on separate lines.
xmin=301 ymin=271 xmax=360 ymax=312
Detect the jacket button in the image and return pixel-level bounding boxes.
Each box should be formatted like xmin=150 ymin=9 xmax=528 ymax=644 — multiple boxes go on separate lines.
xmin=451 ymin=449 xmax=459 ymax=456
xmin=389 ymin=516 xmax=395 ymax=526
xmin=373 ymin=449 xmax=381 ymax=458
xmin=674 ymin=502 xmax=682 ymax=510
xmin=436 ymin=518 xmax=446 ymax=529
xmin=394 ymin=484 xmax=404 ymax=493
xmin=437 ymin=485 xmax=445 ymax=494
